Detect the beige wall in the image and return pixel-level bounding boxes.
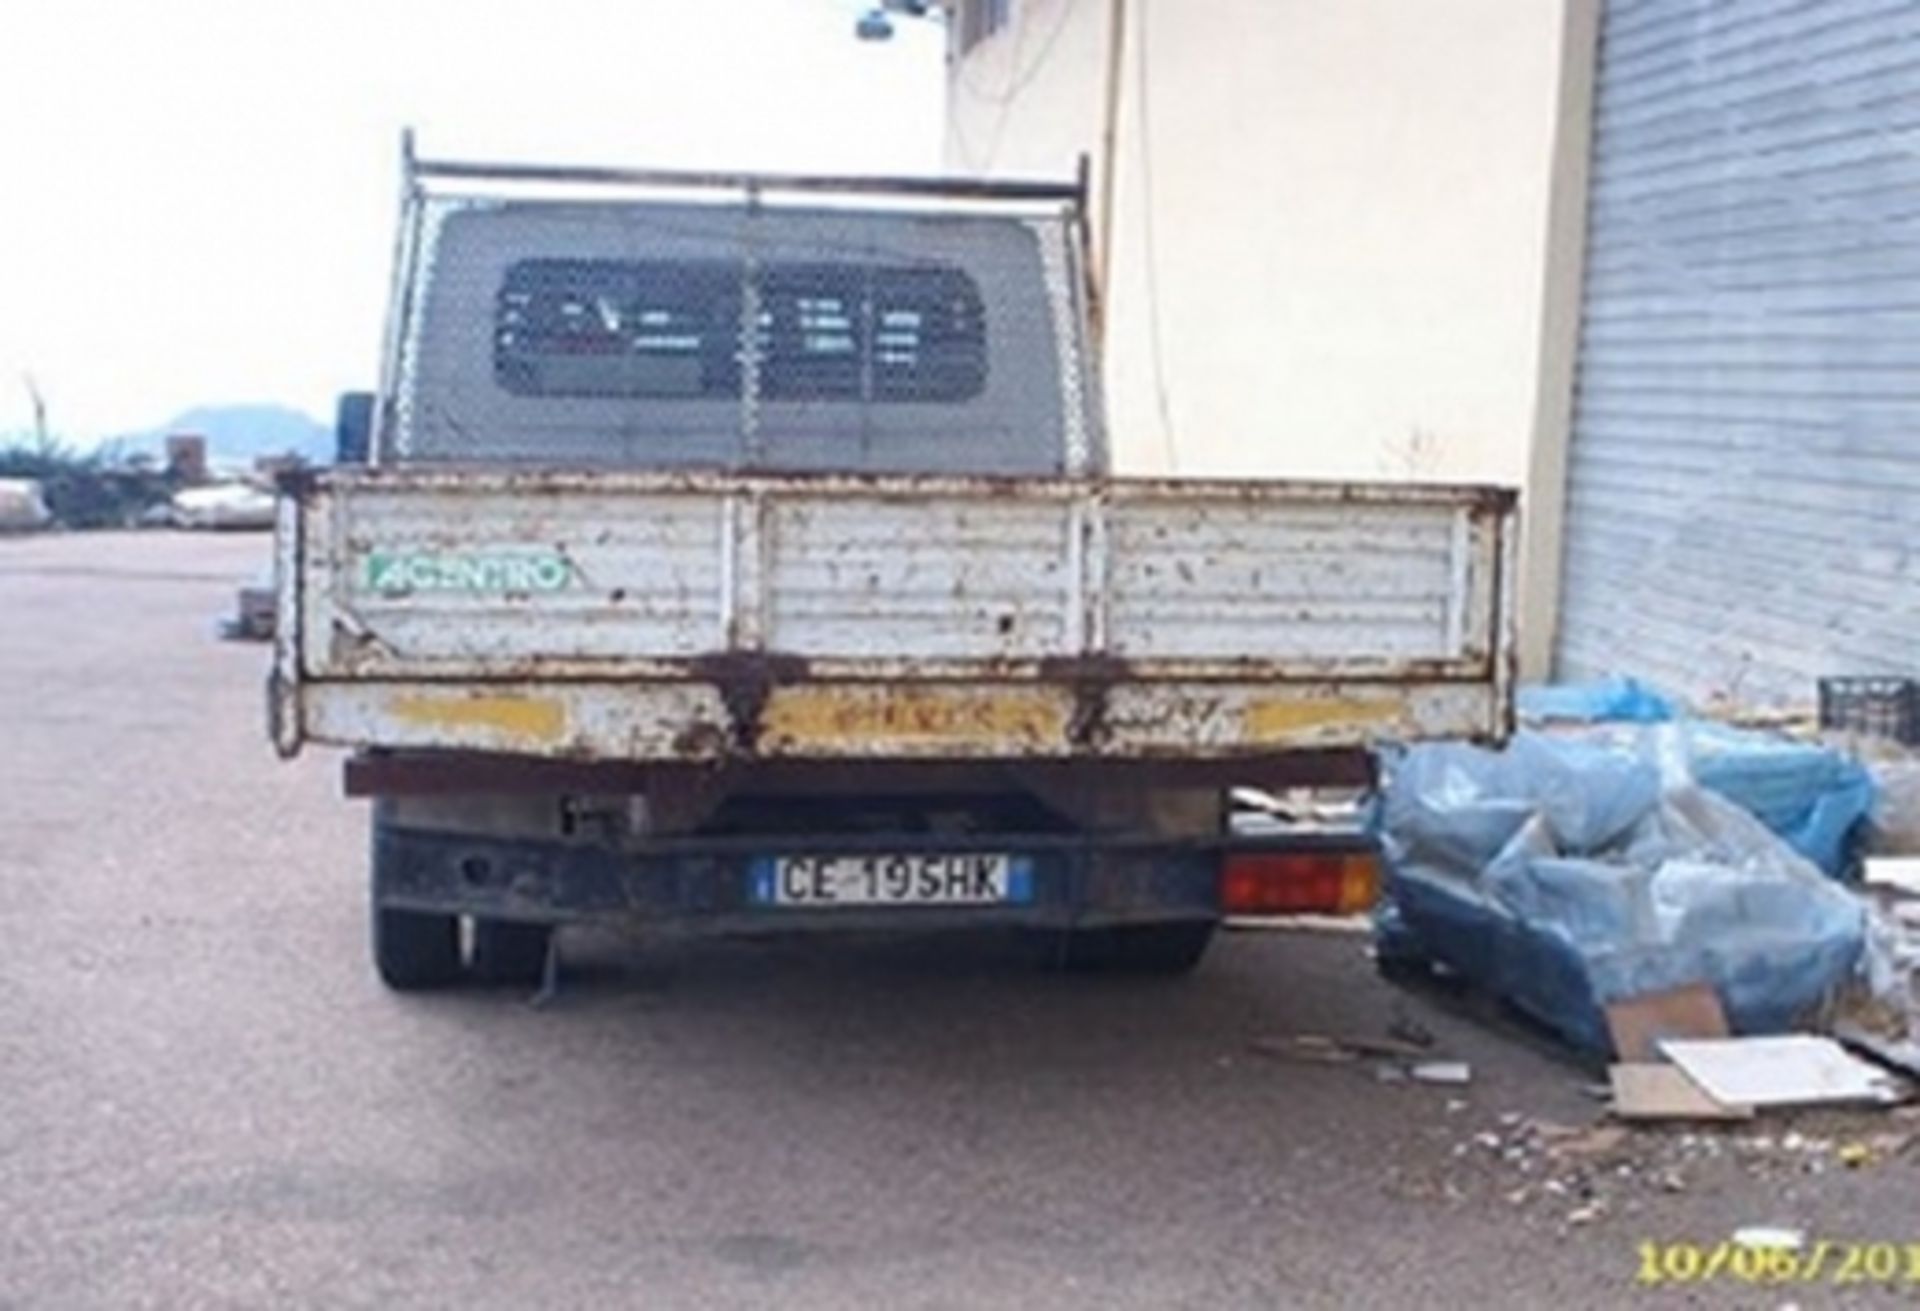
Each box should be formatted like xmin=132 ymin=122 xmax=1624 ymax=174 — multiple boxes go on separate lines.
xmin=946 ymin=0 xmax=1597 ymax=674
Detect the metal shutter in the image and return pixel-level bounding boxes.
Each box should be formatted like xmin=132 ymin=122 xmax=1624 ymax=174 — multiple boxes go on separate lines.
xmin=1556 ymin=0 xmax=1920 ymax=707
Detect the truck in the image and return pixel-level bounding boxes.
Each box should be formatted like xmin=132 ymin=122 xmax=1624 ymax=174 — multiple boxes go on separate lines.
xmin=270 ymin=141 xmax=1518 ymax=990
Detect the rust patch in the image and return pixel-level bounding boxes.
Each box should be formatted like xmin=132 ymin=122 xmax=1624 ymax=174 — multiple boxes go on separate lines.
xmin=1035 ymin=655 xmax=1132 ymax=750
xmin=758 ymin=685 xmax=1071 ymax=753
xmin=670 ymin=720 xmax=733 ymax=760
xmin=687 ymin=652 xmax=811 ymax=754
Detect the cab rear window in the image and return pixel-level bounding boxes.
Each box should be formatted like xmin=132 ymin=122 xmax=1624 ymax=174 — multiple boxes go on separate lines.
xmin=494 ymin=259 xmax=987 ymax=403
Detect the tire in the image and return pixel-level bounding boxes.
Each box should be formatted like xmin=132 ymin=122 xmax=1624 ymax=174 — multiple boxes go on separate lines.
xmin=1061 ymin=921 xmax=1216 ymax=975
xmin=373 ymin=906 xmax=463 ymax=991
xmin=471 ymin=919 xmax=552 ymax=987
xmin=369 ymin=799 xmax=462 ymax=991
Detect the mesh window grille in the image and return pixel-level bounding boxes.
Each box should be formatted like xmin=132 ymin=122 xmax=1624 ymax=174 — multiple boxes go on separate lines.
xmin=383 ymin=191 xmax=1099 ymax=477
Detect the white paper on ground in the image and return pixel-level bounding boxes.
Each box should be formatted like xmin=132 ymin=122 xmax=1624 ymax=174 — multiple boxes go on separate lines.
xmin=1657 ymin=1035 xmax=1906 ymax=1108
xmin=1732 ymin=1226 xmax=1805 ymax=1251
xmin=1865 ymin=857 xmax=1920 ymax=897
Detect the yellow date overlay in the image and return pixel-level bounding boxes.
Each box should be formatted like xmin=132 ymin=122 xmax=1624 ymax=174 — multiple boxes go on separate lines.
xmin=1636 ymin=1240 xmax=1920 ymax=1287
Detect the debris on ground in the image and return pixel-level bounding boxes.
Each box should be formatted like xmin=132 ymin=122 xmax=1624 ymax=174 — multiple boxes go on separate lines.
xmin=1386 ymin=1005 xmax=1436 ymax=1050
xmin=1866 ymin=856 xmax=1920 ymax=897
xmin=1246 ymin=1035 xmax=1359 ymax=1065
xmin=1551 ymin=1124 xmax=1629 ymax=1158
xmin=1836 ymin=1023 xmax=1920 ymax=1081
xmin=1409 ymin=1061 xmax=1473 ymax=1086
xmin=220 ymin=583 xmax=276 ymax=641
xmin=1248 ymin=1027 xmax=1467 ymax=1087
xmin=1243 ymin=996 xmax=1484 ymax=1090
xmin=1598 ymin=996 xmax=1911 ymax=1122
xmin=1658 ymin=1035 xmax=1906 ymax=1110
xmin=1412 ymin=1097 xmax=1920 ymax=1228
xmin=1732 ymin=1225 xmax=1805 ymax=1252
xmin=1333 ymin=1034 xmax=1434 ymax=1061
xmin=1609 ymin=1063 xmax=1753 ymax=1122
xmin=1835 ymin=855 xmax=1920 ymax=1076
xmin=1604 ymin=982 xmax=1728 ymax=1063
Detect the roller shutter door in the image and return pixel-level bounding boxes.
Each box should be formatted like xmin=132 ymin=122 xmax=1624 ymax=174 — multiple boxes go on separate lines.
xmin=1556 ymin=0 xmax=1920 ymax=706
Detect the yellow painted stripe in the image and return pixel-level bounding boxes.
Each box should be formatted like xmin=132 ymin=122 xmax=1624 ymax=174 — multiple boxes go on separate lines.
xmin=1241 ymin=695 xmax=1402 ymax=743
xmin=387 ymin=693 xmax=568 ymax=746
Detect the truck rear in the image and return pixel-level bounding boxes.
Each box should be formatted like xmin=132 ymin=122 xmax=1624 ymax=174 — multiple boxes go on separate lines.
xmin=273 ymin=143 xmax=1517 ymax=988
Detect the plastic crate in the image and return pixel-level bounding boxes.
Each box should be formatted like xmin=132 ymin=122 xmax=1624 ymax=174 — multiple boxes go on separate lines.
xmin=1817 ymin=676 xmax=1918 ymax=745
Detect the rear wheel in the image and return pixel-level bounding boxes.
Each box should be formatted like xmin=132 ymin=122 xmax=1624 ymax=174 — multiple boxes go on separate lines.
xmin=372 ymin=906 xmax=463 ymax=991
xmin=1062 ymin=921 xmax=1215 ymax=975
xmin=370 ymin=800 xmax=463 ymax=991
xmin=471 ymin=919 xmax=552 ymax=987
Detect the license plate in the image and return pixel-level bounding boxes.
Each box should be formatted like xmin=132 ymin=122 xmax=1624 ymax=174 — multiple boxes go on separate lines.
xmin=750 ymin=854 xmax=1033 ymax=908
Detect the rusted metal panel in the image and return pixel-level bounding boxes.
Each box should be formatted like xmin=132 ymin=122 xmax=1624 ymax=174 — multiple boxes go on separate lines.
xmin=292 ymin=469 xmax=1509 ymax=676
xmin=758 ymin=684 xmax=1073 ymax=756
xmin=278 ymin=467 xmax=1516 ymax=762
xmin=1100 ymin=497 xmax=1478 ymax=665
xmin=1101 ymin=683 xmax=1502 ymax=753
xmin=302 ymin=682 xmax=735 ymax=761
xmin=295 ymin=676 xmax=1500 ymax=763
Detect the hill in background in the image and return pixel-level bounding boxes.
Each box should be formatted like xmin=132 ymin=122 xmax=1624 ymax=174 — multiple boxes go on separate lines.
xmin=118 ymin=403 xmax=331 ymax=464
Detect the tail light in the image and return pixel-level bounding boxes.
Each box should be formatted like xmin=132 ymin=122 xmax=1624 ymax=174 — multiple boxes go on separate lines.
xmin=1220 ymin=849 xmax=1380 ymax=916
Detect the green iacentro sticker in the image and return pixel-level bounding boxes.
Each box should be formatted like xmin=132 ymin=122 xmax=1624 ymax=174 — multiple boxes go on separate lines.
xmin=363 ymin=550 xmax=575 ymax=594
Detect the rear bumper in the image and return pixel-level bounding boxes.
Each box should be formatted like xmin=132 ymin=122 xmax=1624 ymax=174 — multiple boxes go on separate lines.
xmin=374 ymin=824 xmax=1369 ymax=934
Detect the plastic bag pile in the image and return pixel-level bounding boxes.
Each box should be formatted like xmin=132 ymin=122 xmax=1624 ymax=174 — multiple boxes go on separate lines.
xmin=1377 ymin=685 xmax=1875 ymax=1054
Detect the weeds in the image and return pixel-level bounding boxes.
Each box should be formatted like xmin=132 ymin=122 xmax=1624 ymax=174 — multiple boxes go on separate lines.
xmin=0 ymin=436 xmax=175 ymax=528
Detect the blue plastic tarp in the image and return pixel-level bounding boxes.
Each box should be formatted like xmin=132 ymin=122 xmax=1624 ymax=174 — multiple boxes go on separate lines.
xmin=1513 ymin=681 xmax=1877 ymax=878
xmin=1671 ymin=722 xmax=1876 ymax=879
xmin=1517 ymin=677 xmax=1679 ymax=725
xmin=1377 ymin=729 xmax=1870 ymax=1055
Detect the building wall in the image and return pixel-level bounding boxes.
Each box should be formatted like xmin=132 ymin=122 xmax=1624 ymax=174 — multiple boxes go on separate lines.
xmin=1555 ymin=0 xmax=1920 ymax=709
xmin=946 ymin=0 xmax=1597 ymax=674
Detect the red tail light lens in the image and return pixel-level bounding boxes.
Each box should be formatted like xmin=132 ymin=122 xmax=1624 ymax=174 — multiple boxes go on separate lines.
xmin=1220 ymin=850 xmax=1380 ymax=916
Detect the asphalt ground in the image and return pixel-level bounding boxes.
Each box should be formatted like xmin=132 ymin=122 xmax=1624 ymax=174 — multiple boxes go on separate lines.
xmin=3 ymin=530 xmax=1916 ymax=1309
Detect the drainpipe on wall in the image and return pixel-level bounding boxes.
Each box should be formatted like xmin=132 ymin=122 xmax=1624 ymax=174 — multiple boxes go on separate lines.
xmin=1519 ymin=0 xmax=1602 ymax=682
xmin=1089 ymin=0 xmax=1127 ymax=357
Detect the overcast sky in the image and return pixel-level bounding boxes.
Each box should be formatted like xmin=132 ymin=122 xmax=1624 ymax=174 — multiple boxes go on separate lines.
xmin=0 ymin=0 xmax=945 ymax=443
